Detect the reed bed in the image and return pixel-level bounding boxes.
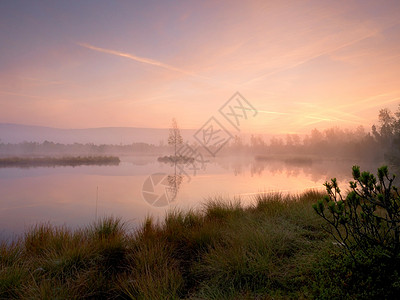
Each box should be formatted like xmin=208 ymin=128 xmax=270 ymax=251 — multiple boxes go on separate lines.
xmin=0 ymin=156 xmax=120 ymax=168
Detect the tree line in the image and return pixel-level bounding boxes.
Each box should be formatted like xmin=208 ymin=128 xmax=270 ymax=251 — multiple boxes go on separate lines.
xmin=226 ymin=104 xmax=400 ymax=162
xmin=1 ymin=105 xmax=399 ymax=163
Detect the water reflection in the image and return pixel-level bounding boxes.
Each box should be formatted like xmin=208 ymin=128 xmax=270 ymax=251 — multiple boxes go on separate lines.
xmin=142 ymin=160 xmax=184 ymax=207
xmin=166 ymin=173 xmax=183 ymax=202
xmin=0 ymin=155 xmax=391 ymax=241
xmin=216 ymin=157 xmax=384 ymax=183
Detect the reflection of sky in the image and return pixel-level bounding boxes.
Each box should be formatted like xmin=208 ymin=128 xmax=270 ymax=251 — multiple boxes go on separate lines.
xmin=1 ymin=1 xmax=400 ymax=133
xmin=0 ymin=161 xmax=161 ymax=179
xmin=0 ymin=157 xmax=384 ymax=240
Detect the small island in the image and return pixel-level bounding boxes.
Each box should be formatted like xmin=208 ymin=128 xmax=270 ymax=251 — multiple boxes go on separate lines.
xmin=157 ymin=155 xmax=195 ymax=164
xmin=157 ymin=118 xmax=195 ymax=164
xmin=0 ymin=155 xmax=120 ymax=168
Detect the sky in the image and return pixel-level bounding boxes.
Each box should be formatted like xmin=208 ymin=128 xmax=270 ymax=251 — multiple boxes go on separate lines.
xmin=1 ymin=0 xmax=400 ymax=134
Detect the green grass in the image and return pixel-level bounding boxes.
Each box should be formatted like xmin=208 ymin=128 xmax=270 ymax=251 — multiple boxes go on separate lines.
xmin=1 ymin=190 xmax=392 ymax=299
xmin=0 ymin=156 xmax=120 ymax=168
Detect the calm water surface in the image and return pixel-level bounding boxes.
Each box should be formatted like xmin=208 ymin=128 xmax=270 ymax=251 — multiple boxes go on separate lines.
xmin=0 ymin=156 xmax=381 ymax=240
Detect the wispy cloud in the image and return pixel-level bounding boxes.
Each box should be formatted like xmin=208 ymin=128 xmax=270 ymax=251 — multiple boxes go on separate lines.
xmin=77 ymin=42 xmax=206 ymax=79
xmin=240 ymin=30 xmax=379 ymax=86
xmin=339 ymin=92 xmax=400 ymax=111
xmin=257 ymin=110 xmax=289 ymax=116
xmin=21 ymin=77 xmax=66 ymax=86
xmin=0 ymin=90 xmax=43 ymax=100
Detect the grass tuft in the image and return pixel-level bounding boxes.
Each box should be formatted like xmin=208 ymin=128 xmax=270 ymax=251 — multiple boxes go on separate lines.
xmin=1 ymin=190 xmax=388 ymax=298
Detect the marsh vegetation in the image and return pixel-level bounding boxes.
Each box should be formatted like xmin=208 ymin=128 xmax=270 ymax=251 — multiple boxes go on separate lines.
xmin=0 ymin=156 xmax=120 ymax=168
xmin=0 ymin=191 xmax=331 ymax=299
xmin=2 ymin=163 xmax=399 ymax=299
xmin=1 ymin=106 xmax=400 ymax=298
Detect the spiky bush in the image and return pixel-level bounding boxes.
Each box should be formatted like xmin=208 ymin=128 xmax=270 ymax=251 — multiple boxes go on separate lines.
xmin=313 ymin=165 xmax=400 ymax=298
xmin=313 ymin=165 xmax=400 ymax=261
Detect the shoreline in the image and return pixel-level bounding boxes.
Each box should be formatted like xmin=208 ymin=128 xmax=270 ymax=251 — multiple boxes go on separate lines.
xmin=0 ymin=155 xmax=120 ymax=168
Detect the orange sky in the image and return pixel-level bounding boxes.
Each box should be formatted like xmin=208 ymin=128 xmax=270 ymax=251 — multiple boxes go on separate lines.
xmin=1 ymin=0 xmax=400 ymax=134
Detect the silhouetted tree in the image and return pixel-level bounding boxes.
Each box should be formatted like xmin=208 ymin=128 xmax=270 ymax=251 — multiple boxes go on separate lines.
xmin=168 ymin=118 xmax=183 ymax=157
xmin=369 ymin=105 xmax=400 ymax=165
xmin=372 ymin=108 xmax=395 ymax=144
xmin=394 ymin=104 xmax=400 ymax=136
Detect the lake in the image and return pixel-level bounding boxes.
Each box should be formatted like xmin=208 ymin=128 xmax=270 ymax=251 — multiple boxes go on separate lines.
xmin=0 ymin=155 xmax=382 ymax=241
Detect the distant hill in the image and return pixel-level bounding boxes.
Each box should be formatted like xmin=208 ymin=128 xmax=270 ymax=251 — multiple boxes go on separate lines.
xmin=0 ymin=123 xmax=196 ymax=145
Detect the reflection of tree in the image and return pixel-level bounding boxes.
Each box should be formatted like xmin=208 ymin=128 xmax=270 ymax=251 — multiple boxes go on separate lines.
xmin=216 ymin=158 xmax=384 ymax=184
xmin=166 ymin=172 xmax=183 ymax=202
xmin=233 ymin=160 xmax=243 ymax=176
xmin=165 ymin=161 xmax=183 ymax=202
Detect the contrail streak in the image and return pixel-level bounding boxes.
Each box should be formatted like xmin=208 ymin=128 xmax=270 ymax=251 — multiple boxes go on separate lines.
xmin=77 ymin=42 xmax=204 ymax=78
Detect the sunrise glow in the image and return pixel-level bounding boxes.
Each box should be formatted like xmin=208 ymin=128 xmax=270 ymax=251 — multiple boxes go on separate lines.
xmin=1 ymin=1 xmax=400 ymax=134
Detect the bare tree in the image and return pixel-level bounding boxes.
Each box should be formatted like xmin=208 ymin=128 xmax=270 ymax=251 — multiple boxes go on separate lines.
xmin=168 ymin=118 xmax=183 ymax=157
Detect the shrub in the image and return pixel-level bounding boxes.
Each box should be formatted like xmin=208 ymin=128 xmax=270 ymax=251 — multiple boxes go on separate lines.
xmin=313 ymin=165 xmax=399 ymax=261
xmin=313 ymin=165 xmax=400 ymax=298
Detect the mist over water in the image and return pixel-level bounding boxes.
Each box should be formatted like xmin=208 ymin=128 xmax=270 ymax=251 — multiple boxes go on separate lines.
xmin=2 ymin=105 xmax=399 ymax=242
xmin=0 ymin=155 xmax=383 ymax=241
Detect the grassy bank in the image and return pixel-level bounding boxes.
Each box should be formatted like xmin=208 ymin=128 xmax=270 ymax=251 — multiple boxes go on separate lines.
xmin=0 ymin=156 xmax=120 ymax=168
xmin=1 ymin=190 xmax=396 ymax=299
xmin=0 ymin=191 xmax=327 ymax=299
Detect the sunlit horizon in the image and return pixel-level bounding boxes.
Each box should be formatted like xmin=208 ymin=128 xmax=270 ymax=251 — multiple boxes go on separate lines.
xmin=1 ymin=0 xmax=400 ymax=135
